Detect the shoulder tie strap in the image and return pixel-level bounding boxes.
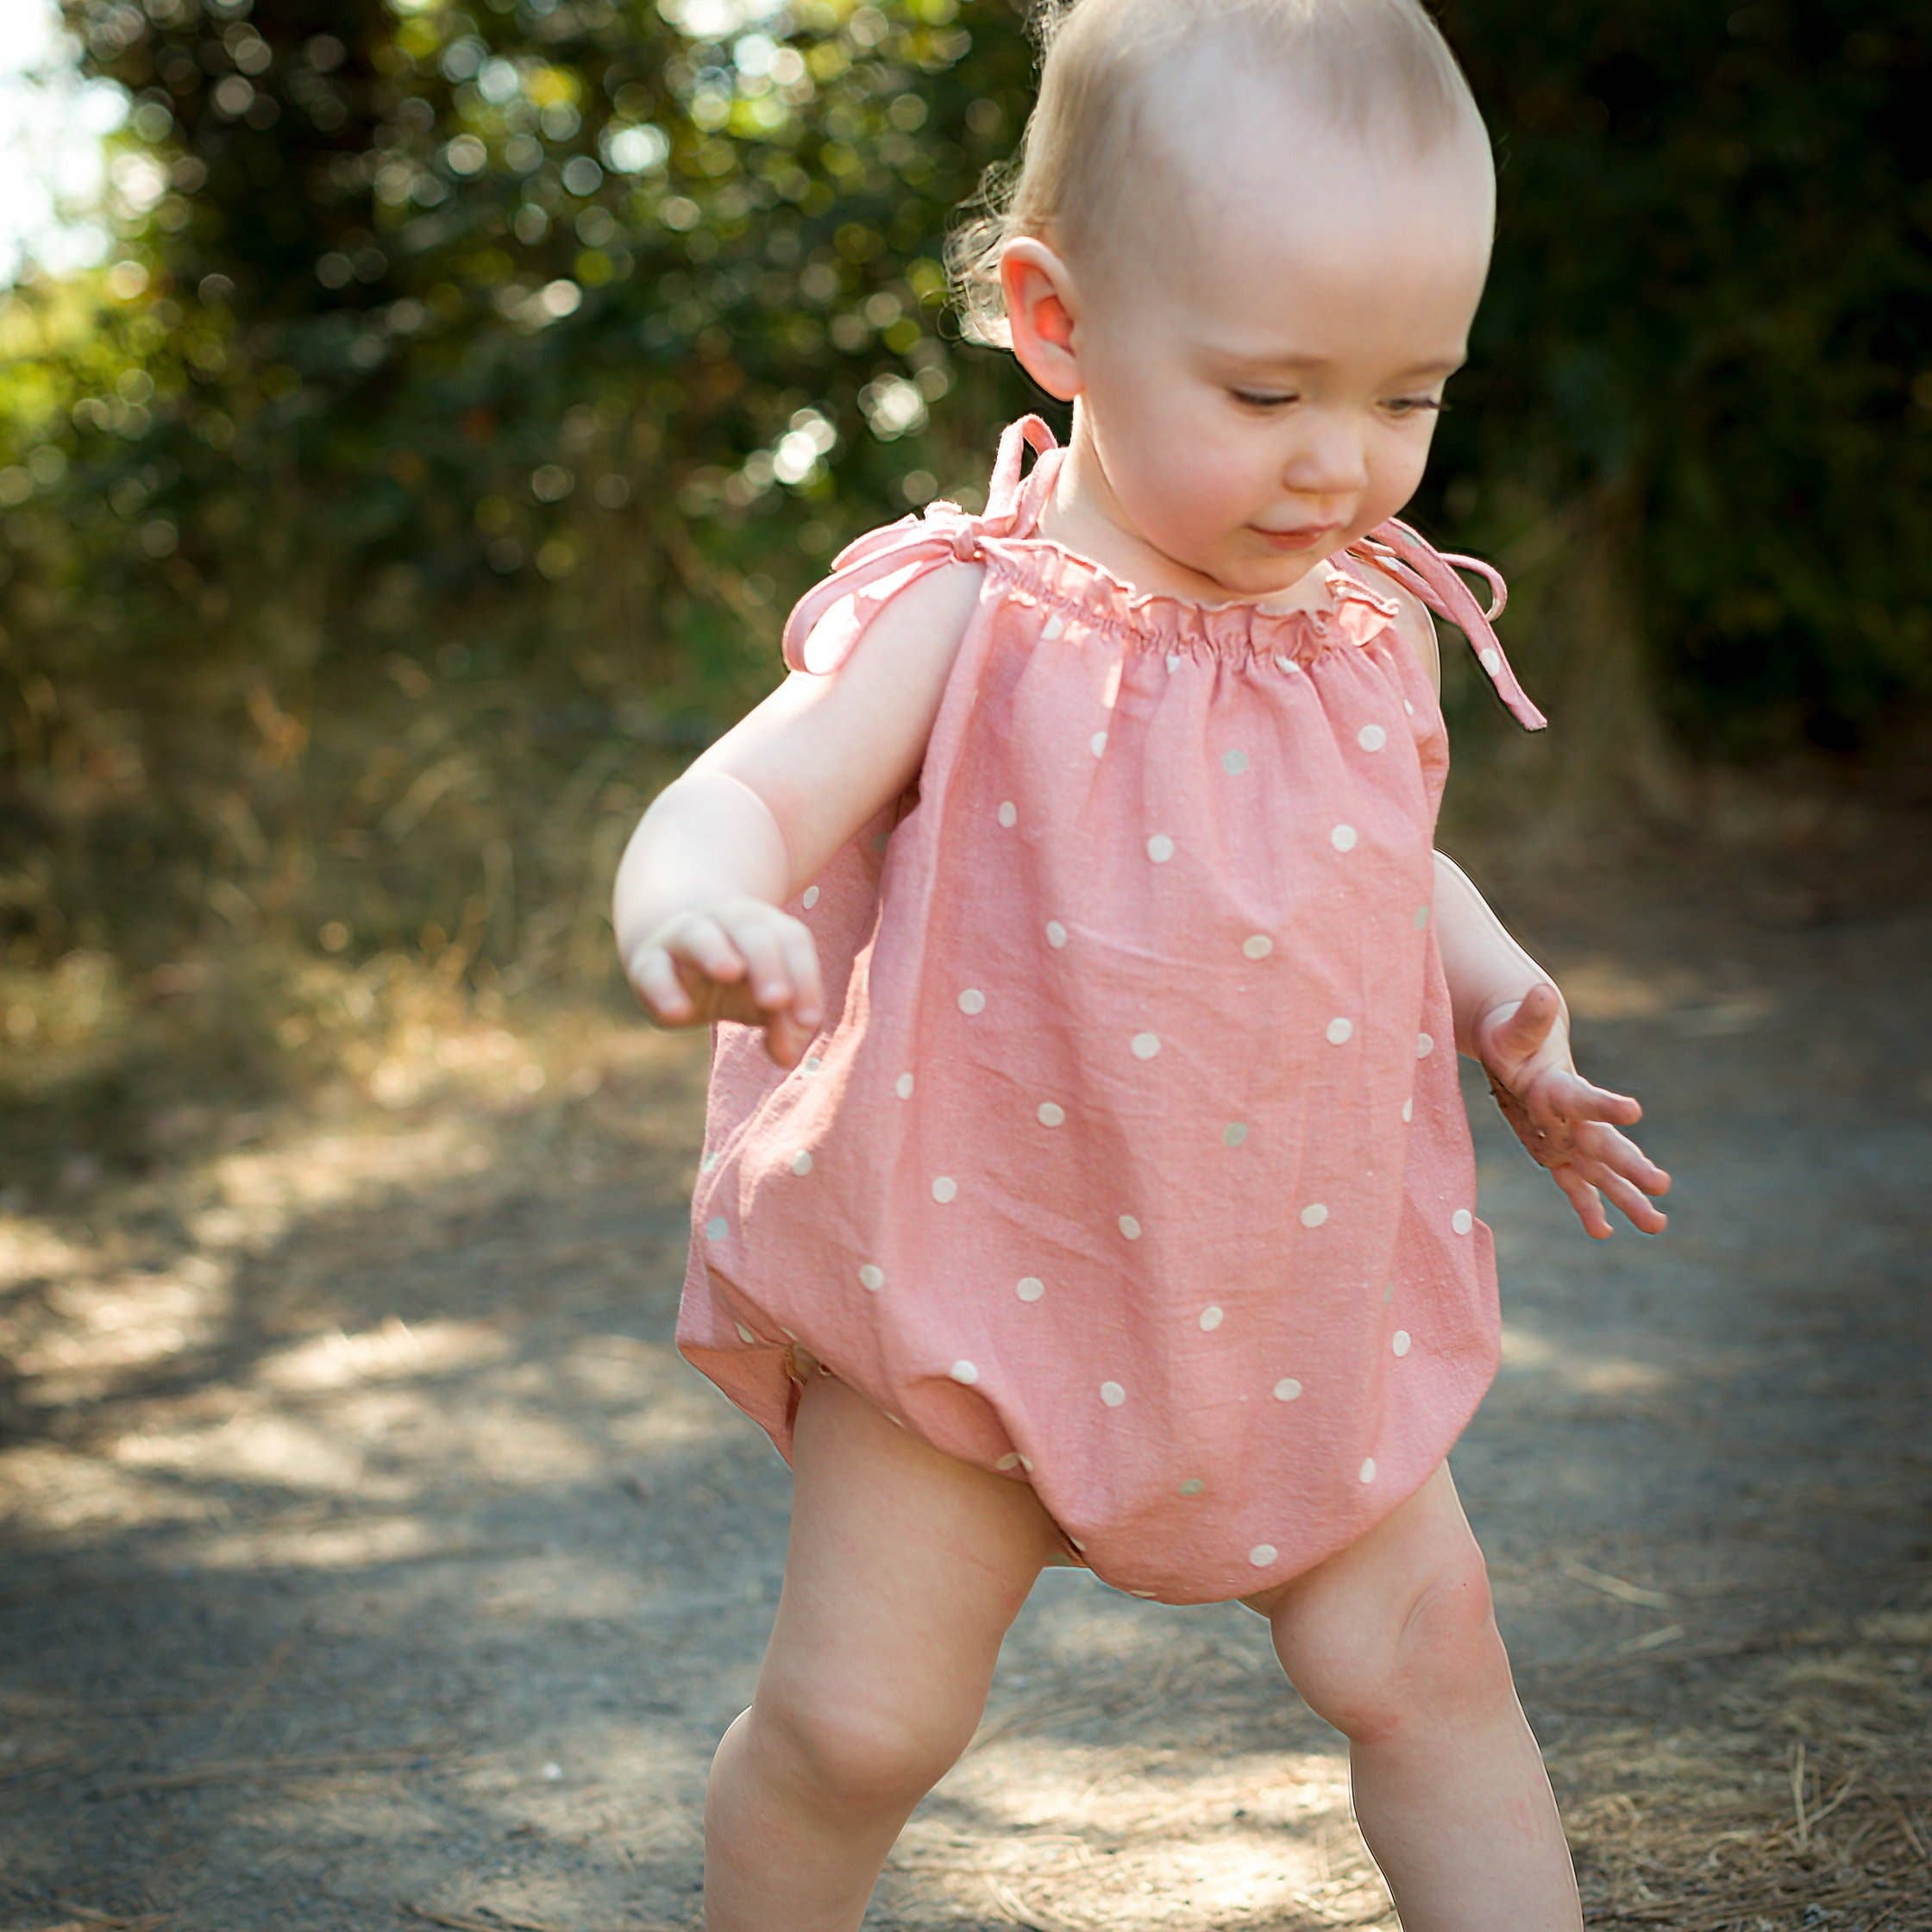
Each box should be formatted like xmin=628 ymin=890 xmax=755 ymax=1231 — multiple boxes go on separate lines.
xmin=781 ymin=414 xmax=1058 ymax=674
xmin=1342 ymin=518 xmax=1547 ymax=731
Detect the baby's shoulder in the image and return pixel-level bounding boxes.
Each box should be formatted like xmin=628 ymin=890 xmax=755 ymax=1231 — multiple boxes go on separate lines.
xmin=787 ymin=543 xmax=988 ymax=679
xmin=1356 ymin=564 xmax=1440 ymax=701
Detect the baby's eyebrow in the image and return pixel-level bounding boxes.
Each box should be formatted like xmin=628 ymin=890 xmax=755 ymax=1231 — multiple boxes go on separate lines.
xmin=1206 ymin=344 xmax=1468 ymax=378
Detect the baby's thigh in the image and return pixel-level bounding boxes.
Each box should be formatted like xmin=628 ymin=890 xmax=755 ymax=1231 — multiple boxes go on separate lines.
xmin=754 ymin=1368 xmax=1064 ymax=1768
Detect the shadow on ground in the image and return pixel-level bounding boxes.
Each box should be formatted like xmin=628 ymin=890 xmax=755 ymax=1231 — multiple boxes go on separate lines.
xmin=3 ymin=821 xmax=1929 ymax=1932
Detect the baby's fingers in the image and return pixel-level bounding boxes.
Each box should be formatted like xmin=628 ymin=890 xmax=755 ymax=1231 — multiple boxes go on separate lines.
xmin=717 ymin=913 xmax=799 ymax=1020
xmin=1533 ymin=1066 xmax=1642 ymax=1131
xmin=668 ymin=910 xmax=751 ymax=989
xmin=1575 ymin=1157 xmax=1671 ymax=1235
xmin=1572 ymin=1120 xmax=1672 ymax=1197
xmin=629 ymin=942 xmax=699 ymax=1025
xmin=1551 ymin=1165 xmax=1615 ymax=1241
xmin=774 ymin=916 xmax=825 ymax=1028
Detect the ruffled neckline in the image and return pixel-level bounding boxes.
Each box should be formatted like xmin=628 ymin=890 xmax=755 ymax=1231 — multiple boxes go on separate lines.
xmin=989 ymin=527 xmax=1404 ymax=658
xmin=982 ymin=442 xmax=1404 ymax=658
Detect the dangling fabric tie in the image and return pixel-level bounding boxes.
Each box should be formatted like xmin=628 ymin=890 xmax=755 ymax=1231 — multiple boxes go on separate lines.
xmin=1343 ymin=521 xmax=1547 ymax=731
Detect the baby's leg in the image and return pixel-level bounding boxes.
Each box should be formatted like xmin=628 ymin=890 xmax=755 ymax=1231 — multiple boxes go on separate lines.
xmin=704 ymin=1366 xmax=1065 ymax=1932
xmin=1238 ymin=1461 xmax=1582 ymax=1932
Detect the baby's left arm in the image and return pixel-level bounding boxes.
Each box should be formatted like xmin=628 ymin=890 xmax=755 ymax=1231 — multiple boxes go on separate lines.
xmin=1430 ymin=850 xmax=1671 ymax=1239
xmin=1385 ymin=583 xmax=1668 ymax=1237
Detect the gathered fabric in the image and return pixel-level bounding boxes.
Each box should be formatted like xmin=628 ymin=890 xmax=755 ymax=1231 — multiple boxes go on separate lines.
xmin=677 ymin=412 xmax=1545 ymax=1606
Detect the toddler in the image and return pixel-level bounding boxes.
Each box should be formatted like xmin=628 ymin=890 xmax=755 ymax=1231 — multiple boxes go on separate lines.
xmin=613 ymin=0 xmax=1672 ymax=1925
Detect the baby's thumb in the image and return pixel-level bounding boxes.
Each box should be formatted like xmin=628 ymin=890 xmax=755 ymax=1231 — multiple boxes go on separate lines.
xmin=1484 ymin=982 xmax=1560 ymax=1060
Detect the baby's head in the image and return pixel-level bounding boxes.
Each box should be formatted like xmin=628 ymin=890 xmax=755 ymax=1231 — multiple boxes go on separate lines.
xmin=947 ymin=0 xmax=1496 ymax=599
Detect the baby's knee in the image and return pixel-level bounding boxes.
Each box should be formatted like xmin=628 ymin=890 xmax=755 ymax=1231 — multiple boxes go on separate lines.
xmin=751 ymin=1677 xmax=977 ymax=1815
xmin=1275 ymin=1548 xmax=1514 ymax=1744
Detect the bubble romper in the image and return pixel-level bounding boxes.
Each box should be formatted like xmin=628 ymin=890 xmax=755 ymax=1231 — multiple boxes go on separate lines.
xmin=675 ymin=411 xmax=1547 ymax=1606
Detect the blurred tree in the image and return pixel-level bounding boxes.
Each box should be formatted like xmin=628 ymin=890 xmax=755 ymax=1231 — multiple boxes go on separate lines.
xmin=9 ymin=0 xmax=1039 ymax=682
xmin=1446 ymin=0 xmax=1929 ymax=760
xmin=1 ymin=0 xmax=1926 ymax=762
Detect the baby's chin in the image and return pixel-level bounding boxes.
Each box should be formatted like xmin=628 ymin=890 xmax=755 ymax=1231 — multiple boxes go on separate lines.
xmin=1157 ymin=547 xmax=1339 ymax=611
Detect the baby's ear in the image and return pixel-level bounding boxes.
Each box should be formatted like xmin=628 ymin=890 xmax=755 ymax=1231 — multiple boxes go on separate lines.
xmin=1389 ymin=586 xmax=1441 ymax=703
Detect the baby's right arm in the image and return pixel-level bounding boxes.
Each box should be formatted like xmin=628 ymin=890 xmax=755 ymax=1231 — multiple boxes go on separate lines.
xmin=612 ymin=555 xmax=987 ymax=1066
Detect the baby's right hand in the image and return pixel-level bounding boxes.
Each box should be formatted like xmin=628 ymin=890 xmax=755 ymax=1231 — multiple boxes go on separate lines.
xmin=624 ymin=894 xmax=825 ymax=1069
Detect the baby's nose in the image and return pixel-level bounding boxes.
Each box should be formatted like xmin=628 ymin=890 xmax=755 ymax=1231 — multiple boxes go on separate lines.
xmin=1283 ymin=425 xmax=1370 ymax=497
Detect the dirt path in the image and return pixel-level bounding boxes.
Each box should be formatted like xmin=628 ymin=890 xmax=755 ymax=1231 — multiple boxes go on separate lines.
xmin=3 ymin=823 xmax=1928 ymax=1932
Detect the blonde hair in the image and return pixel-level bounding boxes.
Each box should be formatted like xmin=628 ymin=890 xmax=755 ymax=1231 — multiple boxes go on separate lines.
xmin=944 ymin=0 xmax=1489 ymax=349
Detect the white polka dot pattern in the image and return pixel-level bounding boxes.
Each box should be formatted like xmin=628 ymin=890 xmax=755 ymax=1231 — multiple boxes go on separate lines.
xmin=681 ymin=442 xmax=1518 ymax=1608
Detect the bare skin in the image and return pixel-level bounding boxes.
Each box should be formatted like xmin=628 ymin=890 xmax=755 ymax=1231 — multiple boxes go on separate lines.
xmin=702 ymin=1365 xmax=1583 ymax=1931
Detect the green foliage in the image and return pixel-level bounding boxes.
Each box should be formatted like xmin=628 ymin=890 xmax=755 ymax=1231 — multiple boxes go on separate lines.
xmin=5 ymin=0 xmax=1039 ymax=688
xmin=1 ymin=0 xmax=1927 ymax=762
xmin=1444 ymin=0 xmax=1931 ymax=754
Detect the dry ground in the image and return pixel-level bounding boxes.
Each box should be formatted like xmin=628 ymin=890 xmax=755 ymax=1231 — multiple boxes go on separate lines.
xmin=2 ymin=790 xmax=1928 ymax=1932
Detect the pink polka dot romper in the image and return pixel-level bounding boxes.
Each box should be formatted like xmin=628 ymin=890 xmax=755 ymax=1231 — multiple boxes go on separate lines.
xmin=677 ymin=411 xmax=1547 ymax=1607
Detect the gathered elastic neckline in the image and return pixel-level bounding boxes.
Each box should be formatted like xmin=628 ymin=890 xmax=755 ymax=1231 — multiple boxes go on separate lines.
xmin=970 ymin=439 xmax=1405 ymax=658
xmin=983 ymin=527 xmax=1404 ymax=659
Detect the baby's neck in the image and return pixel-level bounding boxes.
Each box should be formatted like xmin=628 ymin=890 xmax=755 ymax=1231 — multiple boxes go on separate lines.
xmin=1033 ymin=417 xmax=1339 ymax=618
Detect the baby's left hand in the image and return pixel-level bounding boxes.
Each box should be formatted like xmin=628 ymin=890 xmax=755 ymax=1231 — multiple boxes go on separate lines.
xmin=1472 ymin=982 xmax=1672 ymax=1240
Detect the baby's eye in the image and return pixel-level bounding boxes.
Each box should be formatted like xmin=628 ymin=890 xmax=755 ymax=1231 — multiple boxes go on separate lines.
xmin=1389 ymin=397 xmax=1449 ymax=416
xmin=1230 ymin=389 xmax=1294 ymax=410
